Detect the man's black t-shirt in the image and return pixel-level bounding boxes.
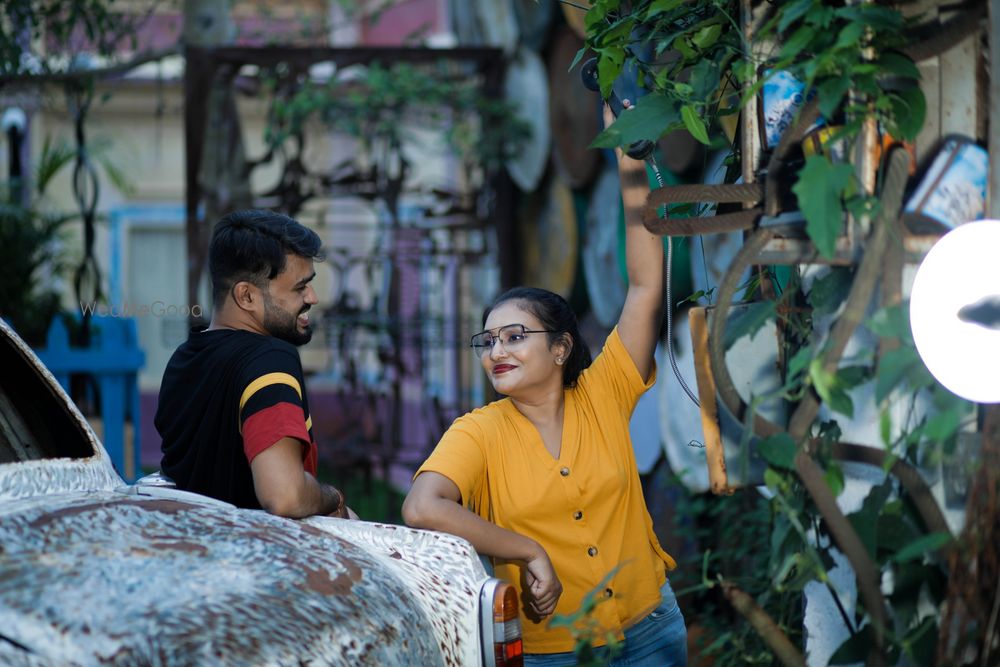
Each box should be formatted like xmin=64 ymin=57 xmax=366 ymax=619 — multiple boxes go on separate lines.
xmin=155 ymin=329 xmax=317 ymax=509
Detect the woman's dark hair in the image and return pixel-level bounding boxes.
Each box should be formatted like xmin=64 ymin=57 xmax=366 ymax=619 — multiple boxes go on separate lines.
xmin=208 ymin=209 xmax=323 ymax=306
xmin=482 ymin=286 xmax=592 ymax=387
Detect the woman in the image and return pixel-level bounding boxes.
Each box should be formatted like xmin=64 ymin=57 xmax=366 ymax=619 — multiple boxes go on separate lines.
xmin=403 ymin=109 xmax=686 ymax=666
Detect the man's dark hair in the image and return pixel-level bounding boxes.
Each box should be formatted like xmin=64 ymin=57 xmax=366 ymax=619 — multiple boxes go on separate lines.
xmin=209 ymin=209 xmax=323 ymax=307
xmin=482 ymin=286 xmax=593 ymax=387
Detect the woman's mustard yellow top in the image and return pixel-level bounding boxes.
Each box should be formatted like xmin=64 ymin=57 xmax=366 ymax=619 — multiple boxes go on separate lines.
xmin=416 ymin=327 xmax=676 ymax=654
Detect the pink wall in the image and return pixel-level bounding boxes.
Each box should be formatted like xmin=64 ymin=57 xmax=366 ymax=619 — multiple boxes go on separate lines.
xmin=361 ymin=0 xmax=444 ymax=45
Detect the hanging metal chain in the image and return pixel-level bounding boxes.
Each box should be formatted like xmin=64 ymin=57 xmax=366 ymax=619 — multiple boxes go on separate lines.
xmin=67 ymin=82 xmax=102 ymax=347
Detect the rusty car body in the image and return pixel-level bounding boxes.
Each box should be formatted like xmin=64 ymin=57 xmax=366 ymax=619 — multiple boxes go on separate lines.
xmin=0 ymin=319 xmax=522 ymax=666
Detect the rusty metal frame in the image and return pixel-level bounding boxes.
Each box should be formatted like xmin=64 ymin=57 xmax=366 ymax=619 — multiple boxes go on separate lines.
xmin=183 ymin=45 xmax=509 ymax=310
xmin=739 ymin=0 xmax=870 ymax=266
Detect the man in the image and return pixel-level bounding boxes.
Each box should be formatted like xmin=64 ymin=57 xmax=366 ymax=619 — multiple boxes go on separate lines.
xmin=156 ymin=209 xmax=352 ymax=519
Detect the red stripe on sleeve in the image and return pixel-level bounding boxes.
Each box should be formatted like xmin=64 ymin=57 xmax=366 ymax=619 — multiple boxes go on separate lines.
xmin=242 ymin=402 xmax=316 ymax=471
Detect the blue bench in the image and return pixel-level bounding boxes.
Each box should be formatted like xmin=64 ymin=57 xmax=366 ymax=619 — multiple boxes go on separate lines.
xmin=36 ymin=315 xmax=145 ymax=481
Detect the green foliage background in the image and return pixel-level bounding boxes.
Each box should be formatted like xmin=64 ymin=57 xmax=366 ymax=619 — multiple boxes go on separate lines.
xmin=579 ymin=1 xmax=974 ymax=664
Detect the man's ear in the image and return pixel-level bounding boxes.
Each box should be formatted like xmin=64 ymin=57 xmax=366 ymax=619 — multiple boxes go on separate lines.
xmin=230 ymin=281 xmax=260 ymax=313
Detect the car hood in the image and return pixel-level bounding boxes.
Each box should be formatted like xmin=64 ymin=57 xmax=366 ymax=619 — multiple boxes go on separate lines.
xmin=0 ymin=490 xmax=447 ymax=666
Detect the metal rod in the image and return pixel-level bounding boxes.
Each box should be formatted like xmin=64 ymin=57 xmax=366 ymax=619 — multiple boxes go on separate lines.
xmin=989 ymin=0 xmax=1000 ymax=217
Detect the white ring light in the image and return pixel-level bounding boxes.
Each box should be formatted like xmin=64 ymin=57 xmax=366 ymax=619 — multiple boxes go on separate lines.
xmin=909 ymin=219 xmax=1000 ymax=403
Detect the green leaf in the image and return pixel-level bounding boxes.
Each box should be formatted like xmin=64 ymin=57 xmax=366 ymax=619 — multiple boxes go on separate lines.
xmin=568 ymin=46 xmax=588 ymax=74
xmin=892 ymin=562 xmax=939 ymax=601
xmin=692 ymin=24 xmax=722 ymax=50
xmin=808 ymin=267 xmax=853 ymax=316
xmin=867 ymin=303 xmax=912 ymax=340
xmin=830 ymin=626 xmax=872 ymax=665
xmin=816 ymin=75 xmax=851 ymax=119
xmin=891 ymin=532 xmax=952 ymax=563
xmin=764 ymin=467 xmax=786 ymax=492
xmin=672 ymin=82 xmax=694 ymax=97
xmin=875 ymin=347 xmax=922 ymax=403
xmin=770 ymin=513 xmax=795 ymax=564
xmin=723 ymin=301 xmax=776 ymax=350
xmin=674 ymin=35 xmax=696 ymax=60
xmin=786 ymin=346 xmax=811 ymax=378
xmin=792 ymin=155 xmax=854 ymax=259
xmin=832 ymin=21 xmax=864 ymax=52
xmin=922 ymin=408 xmax=962 ymax=441
xmin=680 ymin=104 xmax=710 ymax=144
xmin=596 ymin=48 xmax=625 ymax=98
xmin=778 ymin=25 xmax=817 ymax=63
xmin=804 ymin=5 xmax=835 ymax=29
xmin=688 ymin=58 xmax=721 ymax=101
xmin=837 ymin=365 xmax=869 ymax=389
xmin=824 ymin=462 xmax=845 ymax=497
xmin=680 ymin=288 xmax=715 ymax=306
xmin=880 ymin=409 xmax=892 ymax=447
xmin=758 ymin=433 xmax=797 ymax=470
xmin=903 ymin=616 xmax=939 ymax=662
xmin=847 ymin=480 xmax=893 ymax=559
xmin=878 ymin=52 xmax=920 ymax=80
xmin=810 ymin=359 xmax=854 ymax=417
xmin=887 ymin=87 xmax=926 ymax=141
xmin=828 ymin=387 xmax=854 ymax=417
xmin=645 ymin=0 xmax=684 ymax=20
xmin=838 ymin=4 xmax=904 ymax=31
xmin=598 ymin=15 xmax=636 ymax=47
xmin=778 ymin=0 xmax=814 ymax=33
xmin=589 ymin=94 xmax=680 ymax=149
xmin=585 ymin=2 xmax=614 ymax=32
xmin=772 ymin=552 xmax=820 ymax=592
xmin=35 ymin=136 xmax=76 ymax=196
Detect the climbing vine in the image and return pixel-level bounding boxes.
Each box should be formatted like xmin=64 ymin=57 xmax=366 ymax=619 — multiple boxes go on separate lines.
xmin=579 ymin=1 xmax=983 ymax=664
xmin=585 ymin=0 xmax=928 ymax=256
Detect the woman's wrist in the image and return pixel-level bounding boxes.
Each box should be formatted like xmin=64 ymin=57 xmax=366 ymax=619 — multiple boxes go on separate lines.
xmin=520 ymin=538 xmax=547 ymax=564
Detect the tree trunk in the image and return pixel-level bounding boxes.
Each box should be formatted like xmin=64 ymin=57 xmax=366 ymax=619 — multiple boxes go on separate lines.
xmin=183 ymin=0 xmax=252 ymax=323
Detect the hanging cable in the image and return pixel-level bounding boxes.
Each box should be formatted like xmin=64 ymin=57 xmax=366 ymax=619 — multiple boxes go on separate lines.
xmin=67 ymin=83 xmax=102 ymax=348
xmin=647 ymin=157 xmax=700 ymax=408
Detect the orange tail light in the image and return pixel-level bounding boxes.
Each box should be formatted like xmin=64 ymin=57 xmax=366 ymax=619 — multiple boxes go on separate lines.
xmin=493 ymin=582 xmax=523 ymax=667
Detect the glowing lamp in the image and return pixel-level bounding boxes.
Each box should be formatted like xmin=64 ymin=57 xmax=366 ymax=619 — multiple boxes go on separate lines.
xmin=909 ymin=219 xmax=1000 ymax=403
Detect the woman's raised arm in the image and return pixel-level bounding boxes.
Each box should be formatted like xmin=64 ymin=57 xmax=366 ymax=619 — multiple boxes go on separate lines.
xmin=609 ymin=104 xmax=664 ymax=382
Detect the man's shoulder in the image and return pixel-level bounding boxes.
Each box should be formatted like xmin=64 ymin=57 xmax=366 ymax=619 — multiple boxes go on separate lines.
xmin=166 ymin=330 xmax=302 ymax=378
xmin=227 ymin=335 xmax=305 ymax=388
xmin=245 ymin=336 xmax=302 ymax=366
xmin=203 ymin=329 xmax=301 ymax=360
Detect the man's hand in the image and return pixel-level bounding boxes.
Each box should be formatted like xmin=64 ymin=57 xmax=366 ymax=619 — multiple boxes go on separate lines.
xmin=524 ymin=547 xmax=563 ymax=618
xmin=320 ymin=484 xmax=353 ymax=519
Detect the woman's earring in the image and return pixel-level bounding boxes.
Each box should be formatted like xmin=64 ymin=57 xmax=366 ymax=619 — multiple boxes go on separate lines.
xmin=556 ymin=358 xmax=564 ymax=365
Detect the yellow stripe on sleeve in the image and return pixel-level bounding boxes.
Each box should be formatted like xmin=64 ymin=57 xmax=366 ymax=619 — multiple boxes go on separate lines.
xmin=239 ymin=372 xmax=302 ymax=413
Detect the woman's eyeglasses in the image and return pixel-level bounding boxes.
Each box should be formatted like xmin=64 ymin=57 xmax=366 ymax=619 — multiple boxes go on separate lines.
xmin=470 ymin=324 xmax=555 ymax=358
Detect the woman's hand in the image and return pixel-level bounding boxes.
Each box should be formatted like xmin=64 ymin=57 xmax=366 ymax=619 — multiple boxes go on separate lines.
xmin=524 ymin=546 xmax=563 ymax=618
xmin=604 ymin=103 xmax=650 ymax=210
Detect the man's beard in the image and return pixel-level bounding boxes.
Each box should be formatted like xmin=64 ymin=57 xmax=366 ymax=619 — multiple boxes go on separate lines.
xmin=262 ymin=293 xmax=312 ymax=346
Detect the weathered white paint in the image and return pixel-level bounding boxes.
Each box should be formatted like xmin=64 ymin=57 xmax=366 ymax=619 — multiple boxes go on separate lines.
xmin=0 ymin=492 xmax=447 ymax=666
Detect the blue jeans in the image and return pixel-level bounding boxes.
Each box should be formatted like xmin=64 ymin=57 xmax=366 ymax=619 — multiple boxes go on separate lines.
xmin=524 ymin=579 xmax=688 ymax=667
